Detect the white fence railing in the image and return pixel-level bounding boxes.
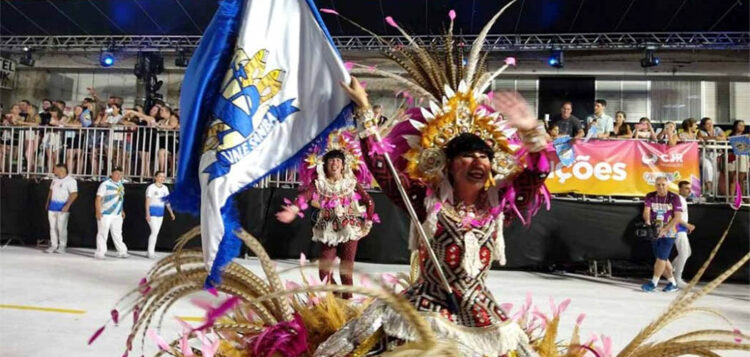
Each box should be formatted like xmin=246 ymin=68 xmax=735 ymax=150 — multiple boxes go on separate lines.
xmin=0 ymin=127 xmax=746 ymax=205
xmin=0 ymin=126 xmax=178 ymax=182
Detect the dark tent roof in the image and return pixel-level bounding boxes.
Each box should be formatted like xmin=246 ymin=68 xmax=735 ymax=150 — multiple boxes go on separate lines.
xmin=1 ymin=0 xmax=748 ymax=37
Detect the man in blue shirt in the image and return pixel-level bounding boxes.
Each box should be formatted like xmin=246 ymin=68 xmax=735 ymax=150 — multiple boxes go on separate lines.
xmin=585 ymin=99 xmax=614 ymax=139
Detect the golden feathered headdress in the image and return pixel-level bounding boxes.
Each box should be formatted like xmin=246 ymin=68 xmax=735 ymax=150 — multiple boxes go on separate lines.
xmin=324 ymin=1 xmax=522 ymax=185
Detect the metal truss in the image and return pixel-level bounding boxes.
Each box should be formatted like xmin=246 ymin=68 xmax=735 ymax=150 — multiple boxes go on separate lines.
xmin=1 ymin=32 xmax=748 ymax=52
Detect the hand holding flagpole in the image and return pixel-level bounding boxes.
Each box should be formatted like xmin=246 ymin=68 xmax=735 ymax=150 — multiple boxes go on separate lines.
xmin=340 ymin=77 xmax=460 ymax=313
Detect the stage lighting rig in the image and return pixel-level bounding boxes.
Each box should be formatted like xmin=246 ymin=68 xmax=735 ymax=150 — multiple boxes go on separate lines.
xmin=175 ymin=49 xmax=189 ymax=67
xmin=99 ymin=51 xmax=116 ymax=67
xmin=19 ymin=47 xmax=35 ymax=67
xmin=640 ymin=48 xmax=660 ymax=68
xmin=548 ymin=49 xmax=563 ymax=68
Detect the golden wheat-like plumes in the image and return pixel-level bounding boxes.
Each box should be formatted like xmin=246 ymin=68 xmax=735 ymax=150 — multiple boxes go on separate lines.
xmin=616 ymin=211 xmax=749 ymax=357
xmin=112 ymin=226 xmax=463 ymax=356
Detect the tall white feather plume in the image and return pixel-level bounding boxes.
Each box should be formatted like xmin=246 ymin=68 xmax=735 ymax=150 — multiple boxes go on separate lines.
xmin=458 ymin=79 xmax=469 ymax=94
xmin=404 ymin=135 xmax=422 ymax=148
xmin=429 ymin=101 xmax=442 ymax=115
xmin=443 ymin=84 xmax=455 ymax=98
xmin=350 ymin=67 xmax=437 ymax=103
xmin=464 ymin=0 xmax=517 ymax=83
xmin=420 ymin=107 xmax=435 ymax=121
xmin=476 ymin=63 xmax=513 ymax=93
xmin=409 ymin=119 xmax=426 ymax=131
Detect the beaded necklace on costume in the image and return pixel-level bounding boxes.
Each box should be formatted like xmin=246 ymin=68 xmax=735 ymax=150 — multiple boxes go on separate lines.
xmin=436 ymin=196 xmax=499 ymax=278
xmin=314 ymin=171 xmax=357 ymax=200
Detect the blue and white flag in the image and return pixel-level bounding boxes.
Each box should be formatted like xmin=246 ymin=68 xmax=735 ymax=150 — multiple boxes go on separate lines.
xmin=729 ymin=135 xmax=750 ymax=156
xmin=173 ymin=0 xmax=352 ymax=287
xmin=553 ymin=135 xmax=575 ymax=167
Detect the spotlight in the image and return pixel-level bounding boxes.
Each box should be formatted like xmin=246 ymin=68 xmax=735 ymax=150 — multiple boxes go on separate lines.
xmin=640 ymin=49 xmax=660 ymax=68
xmin=548 ymin=49 xmax=563 ymax=68
xmin=174 ymin=49 xmax=189 ymax=67
xmin=19 ymin=49 xmax=35 ymax=67
xmin=100 ymin=51 xmax=116 ymax=67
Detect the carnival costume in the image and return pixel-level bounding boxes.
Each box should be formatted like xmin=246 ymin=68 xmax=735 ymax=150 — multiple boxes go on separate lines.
xmin=283 ymin=129 xmax=376 ymax=298
xmin=94 ymin=2 xmax=750 ymax=357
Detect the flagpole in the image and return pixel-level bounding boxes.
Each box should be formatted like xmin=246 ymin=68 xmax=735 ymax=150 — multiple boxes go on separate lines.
xmin=372 ymin=131 xmax=461 ymax=314
xmin=372 ymin=130 xmax=536 ymax=357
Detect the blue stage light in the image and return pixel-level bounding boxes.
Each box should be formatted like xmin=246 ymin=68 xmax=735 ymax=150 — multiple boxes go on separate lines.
xmin=548 ymin=49 xmax=563 ymax=68
xmin=100 ymin=52 xmax=116 ymax=67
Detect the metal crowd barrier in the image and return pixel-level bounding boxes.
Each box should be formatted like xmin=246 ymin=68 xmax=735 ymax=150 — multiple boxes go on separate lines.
xmin=0 ymin=126 xmax=179 ymax=182
xmin=1 ymin=128 xmax=746 ymax=206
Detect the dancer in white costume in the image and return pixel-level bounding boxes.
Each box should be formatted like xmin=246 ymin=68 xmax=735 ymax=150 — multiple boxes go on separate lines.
xmin=94 ymin=167 xmax=128 ymax=259
xmin=145 ymin=171 xmax=175 ymax=259
xmin=45 ymin=163 xmax=78 ymax=254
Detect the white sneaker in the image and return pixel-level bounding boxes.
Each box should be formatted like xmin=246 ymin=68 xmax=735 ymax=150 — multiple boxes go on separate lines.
xmin=117 ymin=253 xmax=130 ymax=259
xmin=676 ymin=279 xmax=689 ymax=288
xmin=54 ymin=247 xmax=66 ymax=254
xmin=44 ymin=247 xmax=56 ymax=254
xmin=94 ymin=254 xmax=106 ymax=260
xmin=147 ymin=253 xmax=156 ymax=259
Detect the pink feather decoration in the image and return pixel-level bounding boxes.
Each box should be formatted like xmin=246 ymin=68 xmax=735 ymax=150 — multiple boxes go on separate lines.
xmin=132 ymin=305 xmax=140 ymax=325
xmin=88 ymin=325 xmax=105 ymax=345
xmin=448 ymin=9 xmax=456 ymax=20
xmin=180 ymin=333 xmax=194 ymax=357
xmin=192 ymin=296 xmax=241 ymax=331
xmin=499 ymin=303 xmax=513 ymax=314
xmin=319 ymin=8 xmax=339 ymax=15
xmin=110 ymin=309 xmax=119 ymax=324
xmin=385 ymin=16 xmax=398 ymax=28
xmin=147 ymin=329 xmax=171 ymax=351
xmin=121 ymin=351 xmax=128 ymax=357
xmin=372 ymin=213 xmax=381 ymax=223
xmin=537 ymin=152 xmax=550 ymax=172
xmin=250 ymin=314 xmax=308 ymax=357
xmin=557 ymin=298 xmax=571 ymax=316
xmin=576 ymin=313 xmax=587 ymax=326
xmin=734 ymin=328 xmax=743 ymax=343
xmin=207 ymin=287 xmax=218 ymax=297
xmin=285 ymin=280 xmax=302 ymax=290
xmin=504 ymin=57 xmax=517 ymax=66
xmin=732 ymin=178 xmax=743 ymax=210
xmin=381 ymin=273 xmax=400 ymax=285
xmin=343 ymin=61 xmax=354 ymax=72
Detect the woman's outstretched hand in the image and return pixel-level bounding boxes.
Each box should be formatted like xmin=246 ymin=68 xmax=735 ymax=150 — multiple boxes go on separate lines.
xmin=275 ymin=205 xmax=298 ymax=223
xmin=339 ymin=75 xmax=370 ymax=109
xmin=492 ymin=91 xmax=538 ymax=131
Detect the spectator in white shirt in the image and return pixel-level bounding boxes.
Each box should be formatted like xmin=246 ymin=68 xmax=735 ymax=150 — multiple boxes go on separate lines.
xmin=145 ymin=171 xmax=175 ymax=259
xmin=697 ymin=117 xmax=727 ymax=198
xmin=45 ymin=164 xmax=78 ymax=254
xmin=585 ymin=99 xmax=613 ymax=138
xmin=672 ymin=180 xmax=696 ymax=287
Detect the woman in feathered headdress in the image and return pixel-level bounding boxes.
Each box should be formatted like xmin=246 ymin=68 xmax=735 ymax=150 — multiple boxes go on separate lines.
xmin=276 ymin=129 xmax=377 ymax=299
xmin=313 ymin=2 xmax=551 ymax=355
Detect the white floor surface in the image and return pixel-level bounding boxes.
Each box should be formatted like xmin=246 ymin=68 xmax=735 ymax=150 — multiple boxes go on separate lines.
xmin=1 ymin=245 xmax=748 ymax=357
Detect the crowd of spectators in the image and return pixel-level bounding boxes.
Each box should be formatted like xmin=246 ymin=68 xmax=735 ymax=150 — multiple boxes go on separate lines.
xmin=0 ymin=89 xmax=180 ymax=181
xmin=545 ymin=99 xmax=749 ymax=200
xmin=546 ymin=99 xmax=748 ymax=145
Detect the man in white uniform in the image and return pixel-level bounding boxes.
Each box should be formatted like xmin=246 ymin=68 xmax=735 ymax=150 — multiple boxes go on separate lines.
xmin=672 ymin=180 xmax=696 ymax=287
xmin=95 ymin=167 xmax=128 ymax=259
xmin=145 ymin=171 xmax=175 ymax=259
xmin=45 ymin=164 xmax=78 ymax=253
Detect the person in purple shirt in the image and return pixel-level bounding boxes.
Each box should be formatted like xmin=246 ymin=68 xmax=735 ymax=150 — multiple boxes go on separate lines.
xmin=641 ymin=176 xmax=683 ymax=292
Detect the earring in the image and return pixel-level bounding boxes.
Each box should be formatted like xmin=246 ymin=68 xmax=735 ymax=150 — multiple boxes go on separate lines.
xmin=484 ymin=175 xmax=496 ymax=191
